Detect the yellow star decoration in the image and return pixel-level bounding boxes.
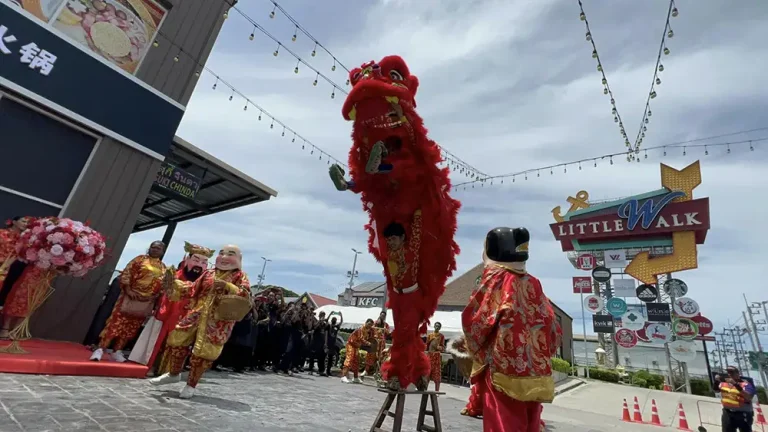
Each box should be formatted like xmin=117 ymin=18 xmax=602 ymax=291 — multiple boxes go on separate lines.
xmin=660 ymin=161 xmax=701 ymax=203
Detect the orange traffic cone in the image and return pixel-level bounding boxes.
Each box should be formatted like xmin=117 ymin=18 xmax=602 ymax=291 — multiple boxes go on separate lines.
xmin=649 ymin=399 xmax=662 ymax=426
xmin=676 ymin=403 xmax=692 ymax=431
xmin=620 ymin=398 xmax=632 ymax=422
xmin=756 ymin=403 xmax=767 ymax=425
xmin=663 ymin=383 xmax=672 ymax=391
xmin=633 ymin=396 xmax=644 ymax=423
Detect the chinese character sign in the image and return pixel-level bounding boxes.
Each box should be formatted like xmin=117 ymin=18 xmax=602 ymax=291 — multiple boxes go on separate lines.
xmin=0 ymin=25 xmax=56 ymax=75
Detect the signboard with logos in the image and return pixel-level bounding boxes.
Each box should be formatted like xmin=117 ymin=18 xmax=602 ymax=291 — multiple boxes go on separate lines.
xmin=353 ymin=296 xmax=382 ymax=308
xmin=620 ymin=310 xmax=646 ymax=331
xmin=591 ymin=266 xmax=611 ymax=283
xmin=615 ymin=328 xmax=638 ymax=348
xmin=612 ymin=278 xmax=635 ymax=297
xmin=646 ymin=303 xmax=671 ymax=322
xmin=672 ymin=318 xmax=699 ymax=340
xmin=572 ymin=276 xmax=592 ymax=294
xmin=668 ymin=340 xmax=697 ymax=362
xmin=575 ymin=253 xmax=596 ymax=270
xmin=636 ymin=284 xmax=659 ymax=302
xmin=0 ymin=2 xmax=183 ymax=156
xmin=635 ymin=323 xmax=651 ymax=342
xmin=645 ymin=323 xmax=672 ymax=345
xmin=672 ymin=297 xmax=700 ymax=318
xmin=606 ymin=298 xmax=627 ymax=317
xmin=154 ymin=163 xmax=202 ymax=200
xmin=583 ymin=294 xmax=604 ymax=314
xmin=549 ymin=162 xmax=711 ymax=285
xmin=592 ymin=315 xmax=614 ymax=333
xmin=604 ymin=249 xmax=626 ymax=268
xmin=692 ymin=315 xmax=713 ymax=336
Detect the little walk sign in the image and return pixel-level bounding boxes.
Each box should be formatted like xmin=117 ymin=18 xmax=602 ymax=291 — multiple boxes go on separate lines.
xmin=549 ymin=161 xmax=711 ymax=284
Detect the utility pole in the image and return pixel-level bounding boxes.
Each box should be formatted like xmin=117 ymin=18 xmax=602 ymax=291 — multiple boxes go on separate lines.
xmin=736 ymin=328 xmax=751 ymax=377
xmin=744 ymin=295 xmax=768 ymax=388
xmin=713 ymin=333 xmax=726 ymax=372
xmin=256 ymin=256 xmax=271 ymax=291
xmin=347 ymin=248 xmax=362 ymax=290
xmin=725 ymin=327 xmax=744 ymax=373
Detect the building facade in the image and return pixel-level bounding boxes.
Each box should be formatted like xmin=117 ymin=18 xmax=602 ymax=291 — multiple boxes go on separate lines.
xmin=339 ymin=263 xmax=574 ymax=361
xmin=0 ymin=0 xmax=236 ymax=342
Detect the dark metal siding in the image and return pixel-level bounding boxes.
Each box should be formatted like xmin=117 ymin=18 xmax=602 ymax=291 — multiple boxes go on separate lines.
xmin=136 ymin=0 xmax=231 ymax=106
xmin=31 ymin=138 xmax=161 ymax=342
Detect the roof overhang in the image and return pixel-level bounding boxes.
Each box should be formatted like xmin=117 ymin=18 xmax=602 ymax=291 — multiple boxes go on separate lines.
xmin=133 ymin=135 xmax=277 ymax=233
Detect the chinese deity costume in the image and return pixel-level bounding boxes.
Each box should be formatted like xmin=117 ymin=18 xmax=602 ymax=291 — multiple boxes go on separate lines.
xmin=462 ymin=228 xmax=562 ymax=432
xmin=329 ymin=55 xmax=460 ymax=390
xmin=341 ymin=319 xmax=374 ymax=383
xmin=426 ymin=323 xmax=446 ymax=391
xmin=363 ymin=311 xmax=390 ymax=377
xmin=133 ymin=242 xmax=212 ymax=372
xmin=150 ymin=245 xmax=250 ymax=399
xmin=91 ymin=241 xmax=167 ymax=363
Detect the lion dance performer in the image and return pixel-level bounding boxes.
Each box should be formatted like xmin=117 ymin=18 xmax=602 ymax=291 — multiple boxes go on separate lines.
xmin=462 ymin=227 xmax=561 ymax=432
xmin=150 ymin=245 xmax=250 ymax=399
xmin=149 ymin=242 xmax=213 ymax=374
xmin=329 ymin=55 xmax=460 ymax=391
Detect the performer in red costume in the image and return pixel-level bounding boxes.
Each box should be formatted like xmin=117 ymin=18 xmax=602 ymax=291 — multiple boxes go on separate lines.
xmin=149 ymin=242 xmax=213 ymax=374
xmin=329 ymin=55 xmax=461 ymax=391
xmin=462 ymin=227 xmax=562 ymax=432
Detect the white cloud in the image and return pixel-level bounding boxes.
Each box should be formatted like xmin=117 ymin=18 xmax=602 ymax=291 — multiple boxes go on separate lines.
xmin=120 ymin=0 xmax=768 ymax=349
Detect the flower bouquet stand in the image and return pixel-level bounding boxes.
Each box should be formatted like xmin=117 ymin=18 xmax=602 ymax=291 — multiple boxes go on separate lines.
xmin=0 ymin=217 xmax=107 ymax=354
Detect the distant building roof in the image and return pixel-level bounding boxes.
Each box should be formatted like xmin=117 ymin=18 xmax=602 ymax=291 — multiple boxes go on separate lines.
xmin=309 ymin=293 xmax=337 ymax=308
xmin=350 ymin=281 xmax=387 ymax=293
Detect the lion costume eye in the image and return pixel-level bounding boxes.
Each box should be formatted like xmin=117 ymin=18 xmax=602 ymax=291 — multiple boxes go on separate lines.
xmin=389 ymin=70 xmax=403 ymax=81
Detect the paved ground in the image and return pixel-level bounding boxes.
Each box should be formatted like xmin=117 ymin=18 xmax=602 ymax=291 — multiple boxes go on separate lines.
xmin=0 ymin=370 xmax=696 ymax=432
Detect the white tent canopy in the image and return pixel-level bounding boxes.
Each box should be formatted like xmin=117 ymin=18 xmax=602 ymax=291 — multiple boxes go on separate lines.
xmin=314 ymin=305 xmax=465 ymax=340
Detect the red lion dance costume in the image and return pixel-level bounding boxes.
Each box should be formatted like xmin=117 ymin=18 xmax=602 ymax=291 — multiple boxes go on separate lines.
xmin=329 ymin=55 xmax=460 ymax=390
xmin=462 ymin=227 xmax=561 ymax=432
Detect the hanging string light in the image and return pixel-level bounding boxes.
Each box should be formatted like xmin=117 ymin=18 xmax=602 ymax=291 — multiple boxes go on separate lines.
xmin=452 ymin=136 xmax=765 ymax=192
xmin=577 ymin=0 xmax=679 ymax=154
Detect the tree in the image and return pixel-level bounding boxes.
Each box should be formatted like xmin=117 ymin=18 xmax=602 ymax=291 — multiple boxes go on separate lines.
xmin=251 ymin=284 xmax=300 ymax=298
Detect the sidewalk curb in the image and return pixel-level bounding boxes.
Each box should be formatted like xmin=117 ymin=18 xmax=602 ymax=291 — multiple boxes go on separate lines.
xmin=555 ymin=379 xmax=586 ymax=396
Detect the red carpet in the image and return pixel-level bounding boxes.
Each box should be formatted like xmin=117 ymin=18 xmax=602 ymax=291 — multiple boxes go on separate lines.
xmin=0 ymin=339 xmax=149 ymax=378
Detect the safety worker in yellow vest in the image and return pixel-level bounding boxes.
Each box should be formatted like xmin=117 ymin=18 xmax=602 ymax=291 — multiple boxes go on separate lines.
xmin=714 ymin=366 xmax=756 ymax=432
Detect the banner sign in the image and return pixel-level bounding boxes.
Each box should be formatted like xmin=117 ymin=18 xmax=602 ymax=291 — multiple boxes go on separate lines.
xmin=591 ymin=266 xmax=611 ymax=283
xmin=636 ymin=284 xmax=659 ymax=302
xmin=606 ymin=298 xmax=627 ymax=317
xmin=593 ymin=315 xmax=614 ymax=333
xmin=572 ymin=276 xmax=592 ymax=294
xmin=154 ymin=163 xmax=202 ymax=200
xmin=672 ymin=318 xmax=699 ymax=340
xmin=615 ymin=328 xmax=638 ymax=348
xmin=604 ymin=249 xmax=626 ymax=268
xmin=673 ymin=297 xmax=700 ymax=318
xmin=620 ymin=309 xmax=645 ymax=331
xmin=612 ymin=278 xmax=635 ymax=297
xmin=646 ymin=303 xmax=671 ymax=322
xmin=575 ymin=253 xmax=596 ymax=270
xmin=663 ymin=278 xmax=689 ymax=297
xmin=645 ymin=323 xmax=671 ymax=345
xmin=0 ymin=3 xmax=183 ymax=156
xmin=584 ymin=294 xmax=604 ymax=314
xmin=692 ymin=315 xmax=713 ymax=336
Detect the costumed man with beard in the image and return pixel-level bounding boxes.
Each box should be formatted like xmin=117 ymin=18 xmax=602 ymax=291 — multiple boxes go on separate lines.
xmin=462 ymin=228 xmax=561 ymax=432
xmin=148 ymin=242 xmax=213 ymax=374
xmin=150 ymin=245 xmax=251 ymax=399
xmin=91 ymin=241 xmax=168 ymax=362
xmin=426 ymin=322 xmax=446 ymax=391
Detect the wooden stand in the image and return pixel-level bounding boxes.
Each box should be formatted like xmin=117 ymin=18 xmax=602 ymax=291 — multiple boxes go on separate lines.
xmin=369 ymin=389 xmax=443 ymax=432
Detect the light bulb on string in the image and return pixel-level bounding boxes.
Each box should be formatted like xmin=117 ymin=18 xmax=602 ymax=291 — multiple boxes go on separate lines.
xmin=282 ymin=127 xmax=286 ymax=137
xmin=645 ymin=118 xmax=649 ymax=124
xmin=292 ymin=134 xmax=296 ymax=143
xmin=269 ymin=6 xmax=276 ymax=18
xmin=194 ymin=70 xmax=200 ymax=77
xmin=302 ymin=142 xmax=305 ymax=149
xmin=667 ymin=28 xmax=674 ymax=38
xmin=249 ymin=26 xmax=255 ymax=40
xmin=229 ymin=90 xmax=234 ymax=101
xmin=650 ymin=91 xmax=657 ymax=99
xmin=750 ymin=141 xmax=754 ymax=151
xmin=311 ymin=148 xmax=314 ymax=155
xmin=537 ymin=170 xmax=540 ymax=177
xmin=585 ymin=32 xmax=591 ymax=41
xmin=663 ymin=148 xmax=667 ymax=156
xmin=550 ymin=168 xmax=553 ymax=175
xmin=610 ymin=156 xmax=614 ymax=165
xmin=647 ymin=110 xmax=652 ymax=117
xmin=705 ymin=146 xmax=709 ymax=155
xmin=644 ymin=150 xmax=648 ymax=159
xmin=258 ymin=112 xmax=262 ymax=121
xmin=614 ymin=116 xmax=619 ymax=123
xmin=579 ymin=12 xmax=585 ymax=21
xmin=594 ymin=160 xmax=597 ymax=168
xmin=658 ymin=64 xmax=664 ymax=72
xmin=153 ymin=40 xmax=159 ymax=47
xmin=173 ymin=54 xmax=179 ymax=62
xmin=683 ymin=146 xmax=686 ymax=156
xmin=212 ymin=78 xmax=218 ymax=90
xmin=243 ymin=103 xmax=248 ymax=111
xmin=346 ymin=79 xmax=350 ymax=86
xmin=311 ymin=43 xmax=317 ymax=57
xmin=603 ymin=87 xmax=608 ymax=95
xmin=292 ymin=26 xmax=298 ymax=42
xmin=223 ymin=11 xmax=228 ymax=19
xmin=294 ymin=60 xmax=300 ymax=74
xmin=592 ymin=50 xmax=597 ymax=58
xmin=501 ymin=178 xmax=504 ymax=184
xmin=672 ymin=7 xmax=679 ymax=17
xmin=313 ymin=73 xmax=319 ymax=86
xmin=663 ymin=47 xmax=670 ymax=55
xmin=331 ymin=60 xmax=337 ymax=72
xmin=331 ymin=90 xmax=336 ymax=99
xmin=656 ymin=77 xmax=661 ymax=85
xmin=274 ymin=44 xmax=280 ymax=56
xmin=564 ymin=166 xmax=567 ymax=173
xmin=579 ymin=162 xmax=582 ymax=170
xmin=597 ymin=64 xmax=602 ymax=72
xmin=270 ymin=120 xmax=274 ymax=129
xmin=727 ymin=144 xmax=731 ymax=154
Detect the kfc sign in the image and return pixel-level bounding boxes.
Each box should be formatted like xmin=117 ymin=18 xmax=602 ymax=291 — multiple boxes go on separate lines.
xmin=572 ymin=276 xmax=592 ymax=294
xmin=576 ymin=254 xmax=596 ymax=270
xmin=354 ymin=297 xmax=380 ymax=307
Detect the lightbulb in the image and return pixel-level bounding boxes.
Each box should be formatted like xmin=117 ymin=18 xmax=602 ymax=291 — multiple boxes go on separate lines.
xmin=153 ymin=41 xmax=159 ymax=47
xmin=610 ymin=157 xmax=613 ymax=165
xmin=612 ymin=108 xmax=617 ymax=114
xmin=273 ymin=50 xmax=279 ymax=57
xmin=585 ymin=32 xmax=592 ymax=41
xmin=258 ymin=113 xmax=262 ymax=121
xmin=671 ymin=7 xmax=679 ymax=17
xmin=705 ymin=147 xmax=708 ymax=155
xmin=195 ymin=71 xmax=200 ymax=77
xmin=313 ymin=79 xmax=318 ymax=86
xmin=647 ymin=110 xmax=652 ymax=117
xmin=229 ymin=94 xmax=233 ymax=101
xmin=270 ymin=122 xmax=274 ymax=129
xmin=650 ymin=91 xmax=657 ymax=99
xmin=244 ymin=104 xmax=248 ymax=111
xmin=331 ymin=91 xmax=335 ymax=99
xmin=597 ymin=64 xmax=602 ymax=72
xmin=332 ymin=64 xmax=336 ymax=71
xmin=592 ymin=50 xmax=597 ymax=58
xmin=173 ymin=55 xmax=179 ymax=62
xmin=212 ymin=82 xmax=217 ymax=90
xmin=579 ymin=12 xmax=586 ymax=21
xmin=603 ymin=88 xmax=608 ymax=95
xmin=311 ymin=50 xmax=316 ymax=57
xmin=663 ymin=47 xmax=670 ymax=55
xmin=223 ymin=11 xmax=228 ymax=19
xmin=249 ymin=33 xmax=254 ymax=40
xmin=346 ymin=79 xmax=350 ymax=85
xmin=269 ymin=10 xmax=275 ymax=19
xmin=645 ymin=118 xmax=649 ymax=124
xmin=292 ymin=34 xmax=297 ymax=42
xmin=614 ymin=116 xmax=618 ymax=123
xmin=294 ymin=67 xmax=299 ymax=74
xmin=658 ymin=64 xmax=664 ymax=72
xmin=656 ymin=77 xmax=661 ymax=85
xmin=667 ymin=29 xmax=674 ymax=38
xmin=602 ymin=78 xmax=607 ymax=85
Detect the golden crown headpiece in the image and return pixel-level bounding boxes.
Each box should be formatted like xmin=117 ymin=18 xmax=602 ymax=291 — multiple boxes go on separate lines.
xmin=184 ymin=241 xmax=215 ymax=258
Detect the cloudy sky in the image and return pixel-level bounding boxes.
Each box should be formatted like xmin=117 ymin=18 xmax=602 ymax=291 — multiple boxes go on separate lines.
xmin=121 ymin=0 xmax=768 ymax=350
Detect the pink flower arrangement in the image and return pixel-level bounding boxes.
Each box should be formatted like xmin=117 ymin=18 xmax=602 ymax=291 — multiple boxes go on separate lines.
xmin=16 ymin=217 xmax=107 ymax=277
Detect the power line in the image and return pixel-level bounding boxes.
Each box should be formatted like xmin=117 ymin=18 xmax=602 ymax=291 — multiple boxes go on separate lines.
xmin=452 ymin=135 xmax=764 ymax=190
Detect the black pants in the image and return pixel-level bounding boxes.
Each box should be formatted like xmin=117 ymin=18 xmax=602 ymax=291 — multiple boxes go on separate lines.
xmin=279 ymin=330 xmax=304 ymax=371
xmin=325 ymin=350 xmax=339 ymax=375
xmin=721 ymin=409 xmax=753 ymax=432
xmin=308 ymin=350 xmax=326 ymax=374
